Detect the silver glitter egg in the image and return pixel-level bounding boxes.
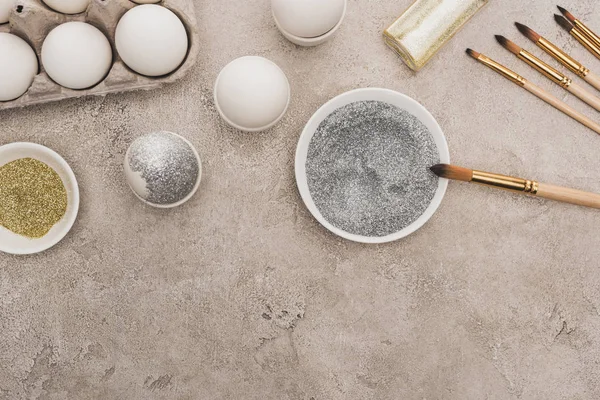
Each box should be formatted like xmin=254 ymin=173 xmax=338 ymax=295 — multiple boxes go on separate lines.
xmin=124 ymin=131 xmax=202 ymax=208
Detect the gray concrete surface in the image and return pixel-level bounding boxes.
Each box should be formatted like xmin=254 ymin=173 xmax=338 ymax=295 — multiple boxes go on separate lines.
xmin=1 ymin=0 xmax=600 ymax=399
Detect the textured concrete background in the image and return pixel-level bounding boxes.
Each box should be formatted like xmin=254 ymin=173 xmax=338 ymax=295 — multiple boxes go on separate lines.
xmin=1 ymin=0 xmax=600 ymax=399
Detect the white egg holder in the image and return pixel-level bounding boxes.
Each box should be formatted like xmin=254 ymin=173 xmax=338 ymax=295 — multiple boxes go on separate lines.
xmin=0 ymin=0 xmax=198 ymax=110
xmin=271 ymin=0 xmax=347 ymax=47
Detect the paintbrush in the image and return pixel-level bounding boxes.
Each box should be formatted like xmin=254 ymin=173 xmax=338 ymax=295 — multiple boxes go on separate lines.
xmin=555 ymin=14 xmax=600 ymax=60
xmin=557 ymin=6 xmax=600 ymax=49
xmin=495 ymin=35 xmax=600 ymax=112
xmin=430 ymin=164 xmax=600 ymax=209
xmin=466 ymin=48 xmax=600 ymax=135
xmin=515 ymin=22 xmax=600 ymax=91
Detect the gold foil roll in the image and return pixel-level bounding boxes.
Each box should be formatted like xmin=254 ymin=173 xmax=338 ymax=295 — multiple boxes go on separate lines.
xmin=384 ymin=0 xmax=489 ymax=71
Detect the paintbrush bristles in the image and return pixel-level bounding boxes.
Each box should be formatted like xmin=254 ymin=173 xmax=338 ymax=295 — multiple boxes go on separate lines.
xmin=557 ymin=6 xmax=576 ymax=23
xmin=430 ymin=164 xmax=473 ymax=182
xmin=555 ymin=14 xmax=574 ymax=32
xmin=515 ymin=22 xmax=541 ymax=42
xmin=466 ymin=48 xmax=480 ymax=59
xmin=495 ymin=35 xmax=521 ymax=55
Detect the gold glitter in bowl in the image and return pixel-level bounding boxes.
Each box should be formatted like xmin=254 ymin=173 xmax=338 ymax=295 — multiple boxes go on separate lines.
xmin=0 ymin=158 xmax=67 ymax=238
xmin=384 ymin=0 xmax=488 ymax=71
xmin=0 ymin=142 xmax=79 ymax=255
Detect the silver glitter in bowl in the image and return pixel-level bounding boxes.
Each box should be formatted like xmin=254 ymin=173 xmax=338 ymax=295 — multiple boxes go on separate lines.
xmin=305 ymin=100 xmax=440 ymax=237
xmin=125 ymin=131 xmax=201 ymax=207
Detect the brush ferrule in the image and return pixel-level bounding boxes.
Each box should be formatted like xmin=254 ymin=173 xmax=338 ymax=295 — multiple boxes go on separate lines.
xmin=519 ymin=49 xmax=568 ymax=85
xmin=472 ymin=171 xmax=538 ymax=194
xmin=572 ymin=28 xmax=600 ymax=59
xmin=477 ymin=54 xmax=525 ymax=86
xmin=560 ymin=76 xmax=573 ymax=88
xmin=573 ymin=20 xmax=600 ymax=49
xmin=537 ymin=37 xmax=583 ymax=76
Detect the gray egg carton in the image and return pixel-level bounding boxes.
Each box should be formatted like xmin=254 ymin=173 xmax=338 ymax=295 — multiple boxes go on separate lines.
xmin=0 ymin=0 xmax=198 ymax=110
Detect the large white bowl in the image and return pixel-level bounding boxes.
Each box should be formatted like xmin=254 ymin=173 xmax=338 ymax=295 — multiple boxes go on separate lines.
xmin=0 ymin=143 xmax=79 ymax=255
xmin=295 ymin=88 xmax=450 ymax=244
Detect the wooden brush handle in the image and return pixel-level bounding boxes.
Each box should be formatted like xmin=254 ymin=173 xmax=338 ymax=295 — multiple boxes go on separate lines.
xmin=524 ymin=80 xmax=600 ymax=135
xmin=568 ymin=82 xmax=600 ymax=112
xmin=537 ymin=183 xmax=600 ymax=209
xmin=584 ymin=71 xmax=600 ymax=91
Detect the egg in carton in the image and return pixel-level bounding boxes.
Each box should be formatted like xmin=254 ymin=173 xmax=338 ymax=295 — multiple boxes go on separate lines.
xmin=0 ymin=0 xmax=199 ymax=110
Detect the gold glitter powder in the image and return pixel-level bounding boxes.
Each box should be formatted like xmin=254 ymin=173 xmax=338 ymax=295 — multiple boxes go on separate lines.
xmin=0 ymin=158 xmax=67 ymax=238
xmin=384 ymin=0 xmax=488 ymax=71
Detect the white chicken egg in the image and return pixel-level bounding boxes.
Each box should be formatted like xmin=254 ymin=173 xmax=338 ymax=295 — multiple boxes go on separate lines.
xmin=42 ymin=0 xmax=90 ymax=15
xmin=0 ymin=33 xmax=38 ymax=101
xmin=41 ymin=22 xmax=112 ymax=90
xmin=0 ymin=0 xmax=15 ymax=24
xmin=272 ymin=0 xmax=345 ymax=38
xmin=131 ymin=0 xmax=161 ymax=3
xmin=115 ymin=5 xmax=188 ymax=77
xmin=214 ymin=56 xmax=290 ymax=132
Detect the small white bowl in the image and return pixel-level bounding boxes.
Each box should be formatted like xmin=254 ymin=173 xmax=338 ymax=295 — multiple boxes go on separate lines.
xmin=295 ymin=88 xmax=450 ymax=244
xmin=0 ymin=142 xmax=79 ymax=255
xmin=272 ymin=0 xmax=347 ymax=47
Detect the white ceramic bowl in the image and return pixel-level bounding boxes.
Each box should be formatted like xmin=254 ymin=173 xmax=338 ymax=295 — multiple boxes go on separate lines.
xmin=0 ymin=142 xmax=79 ymax=255
xmin=295 ymin=88 xmax=450 ymax=244
xmin=272 ymin=0 xmax=347 ymax=47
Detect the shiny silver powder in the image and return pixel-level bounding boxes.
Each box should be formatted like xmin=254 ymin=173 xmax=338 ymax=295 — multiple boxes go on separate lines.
xmin=127 ymin=131 xmax=199 ymax=205
xmin=305 ymin=101 xmax=440 ymax=237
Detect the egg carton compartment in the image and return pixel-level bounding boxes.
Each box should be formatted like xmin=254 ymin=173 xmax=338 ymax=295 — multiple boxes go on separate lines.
xmin=0 ymin=0 xmax=198 ymax=110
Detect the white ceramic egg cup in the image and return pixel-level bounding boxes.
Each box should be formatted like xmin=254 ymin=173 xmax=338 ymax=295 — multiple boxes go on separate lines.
xmin=272 ymin=0 xmax=347 ymax=47
xmin=213 ymin=56 xmax=291 ymax=132
xmin=295 ymin=88 xmax=450 ymax=244
xmin=124 ymin=132 xmax=202 ymax=209
xmin=0 ymin=142 xmax=79 ymax=255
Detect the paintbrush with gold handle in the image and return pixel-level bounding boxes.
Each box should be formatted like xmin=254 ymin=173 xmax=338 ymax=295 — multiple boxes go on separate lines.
xmin=557 ymin=6 xmax=600 ymax=51
xmin=495 ymin=35 xmax=600 ymax=112
xmin=466 ymin=48 xmax=600 ymax=135
xmin=555 ymin=15 xmax=600 ymax=60
xmin=516 ymin=22 xmax=600 ymax=92
xmin=431 ymin=164 xmax=600 ymax=209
